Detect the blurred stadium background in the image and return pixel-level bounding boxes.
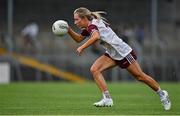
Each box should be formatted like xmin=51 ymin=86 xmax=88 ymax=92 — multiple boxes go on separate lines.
xmin=0 ymin=0 xmax=180 ymax=83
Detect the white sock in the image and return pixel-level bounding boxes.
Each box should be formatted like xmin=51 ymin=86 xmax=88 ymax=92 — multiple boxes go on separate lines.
xmin=156 ymin=88 xmax=164 ymax=98
xmin=102 ymin=90 xmax=111 ymax=99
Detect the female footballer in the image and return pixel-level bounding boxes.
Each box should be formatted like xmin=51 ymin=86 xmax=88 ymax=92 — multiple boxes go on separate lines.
xmin=67 ymin=7 xmax=171 ymax=110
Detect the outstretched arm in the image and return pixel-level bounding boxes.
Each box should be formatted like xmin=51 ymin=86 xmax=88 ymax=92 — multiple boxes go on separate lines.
xmin=68 ymin=27 xmax=84 ymax=43
xmin=76 ymin=31 xmax=100 ymax=55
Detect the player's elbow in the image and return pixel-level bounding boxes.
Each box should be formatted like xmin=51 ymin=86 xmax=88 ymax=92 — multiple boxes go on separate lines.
xmin=75 ymin=35 xmax=84 ymax=43
xmin=71 ymin=36 xmax=83 ymax=43
xmin=74 ymin=39 xmax=80 ymax=43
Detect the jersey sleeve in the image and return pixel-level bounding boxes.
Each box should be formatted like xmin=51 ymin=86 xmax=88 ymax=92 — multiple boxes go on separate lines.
xmin=87 ymin=24 xmax=99 ymax=35
xmin=80 ymin=24 xmax=99 ymax=37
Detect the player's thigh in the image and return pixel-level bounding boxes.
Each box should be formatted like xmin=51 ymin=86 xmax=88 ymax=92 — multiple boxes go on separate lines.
xmin=91 ymin=55 xmax=116 ymax=72
xmin=126 ymin=61 xmax=144 ymax=77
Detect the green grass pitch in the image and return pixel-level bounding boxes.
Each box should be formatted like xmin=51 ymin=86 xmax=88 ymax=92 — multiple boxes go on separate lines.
xmin=0 ymin=82 xmax=179 ymax=115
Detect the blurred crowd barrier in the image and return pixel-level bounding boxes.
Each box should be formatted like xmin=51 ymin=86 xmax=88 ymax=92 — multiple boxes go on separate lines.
xmin=1 ymin=29 xmax=180 ymax=82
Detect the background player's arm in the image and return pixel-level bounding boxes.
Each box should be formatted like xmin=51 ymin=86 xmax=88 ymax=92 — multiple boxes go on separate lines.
xmin=68 ymin=27 xmax=84 ymax=43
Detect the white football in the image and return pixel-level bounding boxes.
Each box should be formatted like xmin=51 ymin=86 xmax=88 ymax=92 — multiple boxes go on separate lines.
xmin=52 ymin=20 xmax=68 ymax=36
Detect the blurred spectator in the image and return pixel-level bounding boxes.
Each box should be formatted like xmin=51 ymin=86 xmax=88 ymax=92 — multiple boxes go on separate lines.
xmin=21 ymin=22 xmax=39 ymax=54
xmin=123 ymin=24 xmax=143 ymax=64
xmin=135 ymin=25 xmax=145 ymax=45
xmin=123 ymin=25 xmax=135 ymax=41
xmin=118 ymin=26 xmax=129 ymax=44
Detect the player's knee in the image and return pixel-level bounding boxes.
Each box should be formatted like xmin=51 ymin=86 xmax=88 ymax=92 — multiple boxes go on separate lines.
xmin=90 ymin=66 xmax=100 ymax=76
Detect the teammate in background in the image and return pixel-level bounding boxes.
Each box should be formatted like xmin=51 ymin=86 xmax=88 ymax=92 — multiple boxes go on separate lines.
xmin=67 ymin=7 xmax=171 ymax=110
xmin=21 ymin=22 xmax=39 ymax=53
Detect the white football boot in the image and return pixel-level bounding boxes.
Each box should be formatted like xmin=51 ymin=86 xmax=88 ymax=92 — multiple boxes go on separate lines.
xmin=93 ymin=98 xmax=113 ymax=107
xmin=160 ymin=90 xmax=171 ymax=110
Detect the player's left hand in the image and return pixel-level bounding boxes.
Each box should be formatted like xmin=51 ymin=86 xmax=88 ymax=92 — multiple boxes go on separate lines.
xmin=76 ymin=46 xmax=84 ymax=56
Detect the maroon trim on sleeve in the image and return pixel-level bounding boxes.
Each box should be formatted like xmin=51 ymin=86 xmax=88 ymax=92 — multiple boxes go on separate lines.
xmin=87 ymin=24 xmax=98 ymax=34
xmin=80 ymin=24 xmax=98 ymax=37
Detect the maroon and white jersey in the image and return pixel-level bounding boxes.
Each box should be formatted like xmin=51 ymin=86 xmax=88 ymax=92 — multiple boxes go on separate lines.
xmin=81 ymin=19 xmax=132 ymax=60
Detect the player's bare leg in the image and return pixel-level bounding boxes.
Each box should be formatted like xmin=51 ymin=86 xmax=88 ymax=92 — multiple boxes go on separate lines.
xmin=90 ymin=55 xmax=116 ymax=107
xmin=127 ymin=61 xmax=171 ymax=110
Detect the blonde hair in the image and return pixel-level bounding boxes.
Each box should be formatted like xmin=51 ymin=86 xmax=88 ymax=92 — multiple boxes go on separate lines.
xmin=74 ymin=7 xmax=109 ymax=25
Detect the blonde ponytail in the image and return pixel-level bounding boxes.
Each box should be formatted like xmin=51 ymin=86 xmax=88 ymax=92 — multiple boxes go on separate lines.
xmin=74 ymin=7 xmax=110 ymax=25
xmin=91 ymin=11 xmax=110 ymax=25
